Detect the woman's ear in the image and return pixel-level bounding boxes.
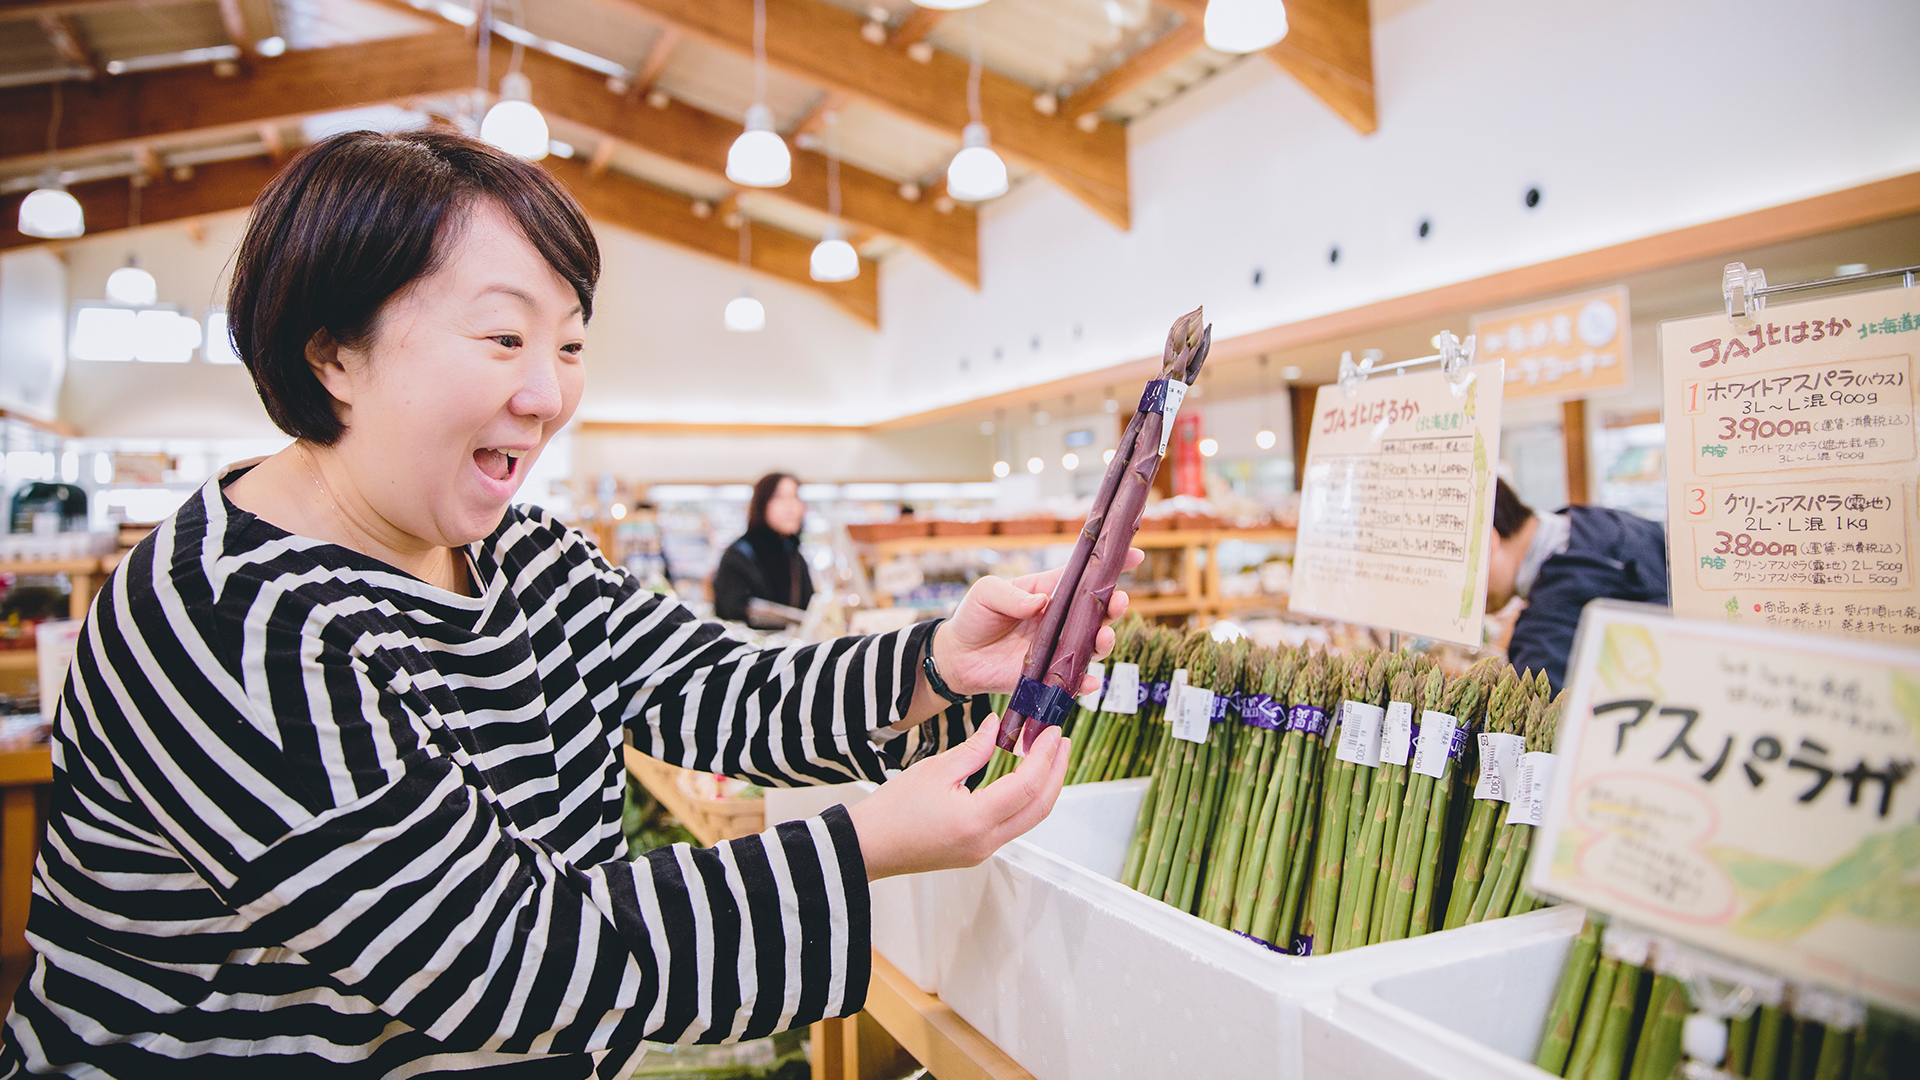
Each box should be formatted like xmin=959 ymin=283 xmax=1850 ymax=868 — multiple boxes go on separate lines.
xmin=306 ymin=329 xmax=354 ymax=409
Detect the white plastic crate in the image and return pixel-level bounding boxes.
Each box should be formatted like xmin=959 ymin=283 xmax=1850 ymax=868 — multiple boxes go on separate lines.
xmin=925 ymin=778 xmax=1580 ymax=1080
xmin=1302 ymin=904 xmax=1584 ymax=1080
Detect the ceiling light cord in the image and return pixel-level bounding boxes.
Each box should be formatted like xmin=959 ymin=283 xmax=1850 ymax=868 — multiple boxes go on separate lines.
xmin=753 ymin=0 xmax=769 ymax=107
xmin=966 ymin=10 xmax=983 ymax=125
xmin=46 ymin=81 xmax=62 ymax=154
xmin=826 ymin=111 xmax=841 ymax=221
xmin=739 ymin=214 xmax=751 ymax=269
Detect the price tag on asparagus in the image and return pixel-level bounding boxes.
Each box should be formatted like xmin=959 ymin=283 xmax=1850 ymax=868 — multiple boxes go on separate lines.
xmin=1658 ymin=284 xmax=1918 ymax=646
xmin=997 ymin=308 xmax=1212 ymax=753
xmin=1288 ymin=359 xmax=1506 ymax=646
xmin=1532 ymin=601 xmax=1920 ymax=1019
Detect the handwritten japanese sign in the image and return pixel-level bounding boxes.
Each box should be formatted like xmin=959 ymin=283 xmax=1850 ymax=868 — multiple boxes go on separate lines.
xmin=1289 ymin=361 xmax=1505 ymax=645
xmin=1662 ymin=287 xmax=1920 ymax=645
xmin=1532 ymin=603 xmax=1920 ymax=1019
xmin=1472 ymin=286 xmax=1632 ymax=403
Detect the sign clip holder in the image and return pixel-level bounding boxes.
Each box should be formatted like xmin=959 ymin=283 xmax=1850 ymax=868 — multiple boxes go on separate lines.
xmin=1336 ymin=331 xmax=1481 ymax=398
xmin=1722 ymin=260 xmax=1918 ymax=325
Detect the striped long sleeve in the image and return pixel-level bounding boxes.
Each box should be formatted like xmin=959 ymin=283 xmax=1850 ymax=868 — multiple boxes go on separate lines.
xmin=0 ymin=476 xmax=982 ymax=1078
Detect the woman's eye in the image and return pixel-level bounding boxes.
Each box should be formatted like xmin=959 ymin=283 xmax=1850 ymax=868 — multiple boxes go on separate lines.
xmin=562 ymin=342 xmax=585 ymax=358
xmin=491 ymin=334 xmax=523 ymax=349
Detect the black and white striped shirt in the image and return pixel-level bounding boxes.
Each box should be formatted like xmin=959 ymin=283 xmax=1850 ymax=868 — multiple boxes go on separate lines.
xmin=1 ymin=468 xmax=978 ymax=1078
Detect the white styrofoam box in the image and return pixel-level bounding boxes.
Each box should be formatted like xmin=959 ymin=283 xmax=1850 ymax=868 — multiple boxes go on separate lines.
xmin=925 ymin=778 xmax=1582 ymax=1080
xmin=761 ymin=781 xmax=945 ymax=995
xmin=1302 ymin=904 xmax=1586 ymax=1080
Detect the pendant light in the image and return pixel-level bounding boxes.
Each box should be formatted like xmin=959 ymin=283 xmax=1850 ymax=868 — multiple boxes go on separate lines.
xmin=991 ymin=410 xmax=1011 ymax=478
xmin=946 ymin=12 xmax=1008 ymax=202
xmin=1255 ymin=354 xmax=1278 ymax=450
xmin=809 ymin=111 xmax=859 ymax=282
xmin=727 ymin=0 xmax=791 ymax=187
xmin=725 ymin=217 xmax=766 ymax=332
xmin=18 ymin=85 xmax=84 ymax=239
xmin=105 ymin=175 xmax=156 ymax=306
xmin=912 ymin=1 xmax=987 ymax=10
xmin=1203 ymin=0 xmax=1289 ymax=54
xmin=478 ymin=1 xmax=549 ymax=160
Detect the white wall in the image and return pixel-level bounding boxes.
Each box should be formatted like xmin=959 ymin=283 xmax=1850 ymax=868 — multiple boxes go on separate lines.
xmin=572 ymin=422 xmax=989 ymax=485
xmin=0 ymin=249 xmax=68 ymax=420
xmin=875 ymin=0 xmax=1920 ymax=418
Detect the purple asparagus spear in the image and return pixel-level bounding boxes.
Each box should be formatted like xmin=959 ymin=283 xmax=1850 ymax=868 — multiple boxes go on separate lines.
xmin=1012 ymin=323 xmax=1212 ymax=752
xmin=995 ymin=308 xmax=1207 ymax=751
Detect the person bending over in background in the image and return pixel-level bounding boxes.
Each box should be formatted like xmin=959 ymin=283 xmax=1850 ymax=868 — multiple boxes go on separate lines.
xmin=713 ymin=471 xmax=814 ymax=627
xmin=1485 ymin=478 xmax=1670 ymax=691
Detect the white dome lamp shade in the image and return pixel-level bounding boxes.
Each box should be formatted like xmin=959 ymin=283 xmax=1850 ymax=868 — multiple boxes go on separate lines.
xmin=911 ymin=0 xmax=988 ymax=9
xmin=724 ymin=292 xmax=766 ymax=333
xmin=947 ymin=122 xmax=1008 ymax=202
xmin=106 ymin=262 xmax=157 ymax=307
xmin=810 ymin=225 xmax=859 ymax=283
xmin=481 ymin=72 xmax=550 ymax=161
xmin=727 ymin=103 xmax=791 ymax=187
xmin=18 ymin=181 xmax=84 ymax=239
xmin=1204 ymin=0 xmax=1289 ymax=54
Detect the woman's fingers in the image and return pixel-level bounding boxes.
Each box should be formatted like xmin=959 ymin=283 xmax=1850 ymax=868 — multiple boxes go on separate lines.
xmin=993 ymin=730 xmax=1070 ymax=842
xmin=939 ymin=718 xmax=1000 ymax=782
xmin=977 ymin=727 xmax=1065 ymax=825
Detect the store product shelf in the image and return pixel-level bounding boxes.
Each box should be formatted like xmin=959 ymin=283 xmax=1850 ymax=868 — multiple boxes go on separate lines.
xmin=860 ymin=527 xmax=1295 ymax=559
xmin=622 ymin=745 xmax=764 ymax=847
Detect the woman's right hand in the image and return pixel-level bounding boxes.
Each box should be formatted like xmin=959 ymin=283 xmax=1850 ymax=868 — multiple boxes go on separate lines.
xmin=846 ymin=719 xmax=1069 ymax=880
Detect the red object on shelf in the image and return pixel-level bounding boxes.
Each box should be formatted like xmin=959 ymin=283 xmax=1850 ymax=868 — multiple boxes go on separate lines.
xmin=1170 ymin=412 xmax=1205 ymax=497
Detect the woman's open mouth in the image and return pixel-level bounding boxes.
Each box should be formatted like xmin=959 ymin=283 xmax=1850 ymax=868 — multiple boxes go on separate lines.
xmin=474 ymin=447 xmax=524 ymax=482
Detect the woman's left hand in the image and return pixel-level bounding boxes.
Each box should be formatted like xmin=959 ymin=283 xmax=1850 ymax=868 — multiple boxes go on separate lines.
xmin=929 ymin=548 xmax=1145 ymax=697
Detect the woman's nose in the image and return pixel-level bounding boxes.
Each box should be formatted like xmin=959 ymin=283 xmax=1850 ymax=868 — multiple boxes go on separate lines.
xmin=511 ymin=355 xmax=565 ymax=421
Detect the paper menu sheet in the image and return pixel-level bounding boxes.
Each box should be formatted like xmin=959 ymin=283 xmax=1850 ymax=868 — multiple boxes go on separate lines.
xmin=1532 ymin=603 xmax=1920 ymax=1019
xmin=1661 ymin=287 xmax=1919 ymax=644
xmin=1288 ymin=361 xmax=1504 ymax=646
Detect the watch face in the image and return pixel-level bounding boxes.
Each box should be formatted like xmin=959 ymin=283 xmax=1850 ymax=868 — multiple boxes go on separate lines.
xmin=1577 ymin=300 xmax=1618 ymax=347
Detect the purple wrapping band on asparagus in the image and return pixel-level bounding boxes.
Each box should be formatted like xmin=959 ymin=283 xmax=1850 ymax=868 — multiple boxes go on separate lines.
xmin=995 ymin=307 xmax=1206 ymax=751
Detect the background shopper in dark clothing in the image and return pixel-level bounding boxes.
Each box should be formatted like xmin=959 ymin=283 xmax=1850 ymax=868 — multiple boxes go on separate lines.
xmin=1486 ymin=478 xmax=1670 ymax=690
xmin=714 ymin=472 xmax=815 ymax=626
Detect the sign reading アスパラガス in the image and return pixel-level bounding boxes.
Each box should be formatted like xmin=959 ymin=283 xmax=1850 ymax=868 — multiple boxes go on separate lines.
xmin=1288 ymin=361 xmax=1504 ymax=646
xmin=1531 ymin=603 xmax=1920 ymax=1019
xmin=1660 ymin=287 xmax=1918 ymax=646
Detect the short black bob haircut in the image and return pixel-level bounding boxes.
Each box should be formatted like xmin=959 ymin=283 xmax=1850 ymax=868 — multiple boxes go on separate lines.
xmin=227 ymin=128 xmax=600 ymax=446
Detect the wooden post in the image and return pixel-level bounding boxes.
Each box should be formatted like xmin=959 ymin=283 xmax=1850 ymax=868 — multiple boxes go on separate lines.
xmin=1289 ymin=385 xmax=1318 ymax=491
xmin=1562 ymin=398 xmax=1590 ymax=505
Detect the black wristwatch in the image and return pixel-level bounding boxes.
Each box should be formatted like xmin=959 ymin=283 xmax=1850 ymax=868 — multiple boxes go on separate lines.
xmin=921 ymin=619 xmax=969 ymax=704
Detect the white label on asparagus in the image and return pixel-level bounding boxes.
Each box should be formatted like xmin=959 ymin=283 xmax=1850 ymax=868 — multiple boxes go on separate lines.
xmin=1411 ymin=711 xmax=1458 ymax=778
xmin=1507 ymin=751 xmax=1556 ymax=826
xmin=1104 ymin=662 xmax=1140 ymax=714
xmin=1335 ymin=702 xmax=1386 ymax=768
xmin=1078 ymin=662 xmax=1105 ymax=712
xmin=1157 ymin=380 xmax=1189 ymax=454
xmin=1173 ymin=684 xmax=1215 ymax=745
xmin=1473 ymin=732 xmax=1528 ymax=802
xmin=1165 ymin=669 xmax=1191 ymax=736
xmin=1381 ymin=701 xmax=1415 ymax=766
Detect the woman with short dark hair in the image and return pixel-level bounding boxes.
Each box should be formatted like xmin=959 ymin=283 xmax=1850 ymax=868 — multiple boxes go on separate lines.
xmin=0 ymin=130 xmax=1133 ymax=1077
xmin=713 ymin=472 xmax=813 ymax=626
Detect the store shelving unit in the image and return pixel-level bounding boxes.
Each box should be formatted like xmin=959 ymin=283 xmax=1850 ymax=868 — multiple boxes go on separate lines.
xmin=857 ymin=528 xmax=1297 ymax=623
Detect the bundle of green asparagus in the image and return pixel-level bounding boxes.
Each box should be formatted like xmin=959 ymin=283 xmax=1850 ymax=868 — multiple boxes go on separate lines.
xmin=1533 ymin=916 xmax=1915 ymax=1080
xmin=1109 ymin=634 xmax=1567 ymax=954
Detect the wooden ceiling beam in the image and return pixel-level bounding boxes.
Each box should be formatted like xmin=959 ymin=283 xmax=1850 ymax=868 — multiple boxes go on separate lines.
xmin=0 ymin=153 xmax=279 ymax=253
xmin=0 ymin=29 xmax=979 ymax=288
xmin=887 ymin=7 xmax=943 ymax=51
xmin=36 ymin=12 xmax=99 ymax=81
xmin=1069 ymin=20 xmax=1203 ymax=120
xmin=615 ymin=0 xmax=1131 ymax=229
xmin=0 ymin=149 xmax=878 ymax=326
xmin=1160 ymin=0 xmax=1375 ymax=135
xmin=624 ymin=25 xmax=679 ymax=104
xmin=546 ymin=157 xmax=878 ymax=326
xmin=513 ymin=45 xmax=977 ymax=286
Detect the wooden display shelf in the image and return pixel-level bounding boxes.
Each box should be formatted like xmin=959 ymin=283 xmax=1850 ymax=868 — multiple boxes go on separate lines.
xmin=860 ymin=527 xmax=1294 ymax=560
xmin=859 ymin=528 xmax=1297 ymax=625
xmin=813 ymin=951 xmax=1036 ymax=1080
xmin=0 ymin=653 xmax=34 ymax=672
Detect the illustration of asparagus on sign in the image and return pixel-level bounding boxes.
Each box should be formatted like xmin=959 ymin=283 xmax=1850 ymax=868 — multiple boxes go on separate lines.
xmin=997 ymin=307 xmax=1213 ymax=754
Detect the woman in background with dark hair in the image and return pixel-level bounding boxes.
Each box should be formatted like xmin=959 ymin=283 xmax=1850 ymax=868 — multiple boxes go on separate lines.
xmin=713 ymin=472 xmax=813 ymax=626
